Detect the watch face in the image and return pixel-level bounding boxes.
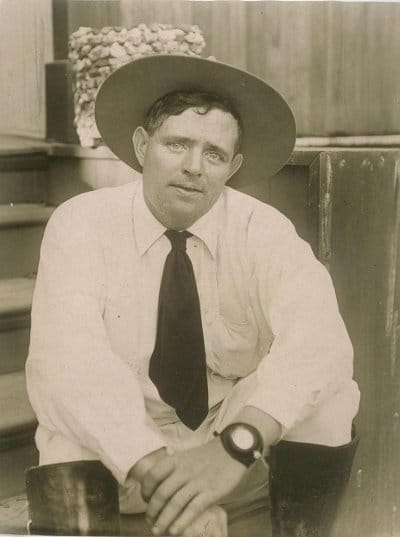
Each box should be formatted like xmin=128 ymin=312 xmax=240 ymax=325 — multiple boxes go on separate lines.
xmin=231 ymin=425 xmax=255 ymax=451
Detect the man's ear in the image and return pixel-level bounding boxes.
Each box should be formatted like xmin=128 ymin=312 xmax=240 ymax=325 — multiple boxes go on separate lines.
xmin=132 ymin=126 xmax=149 ymax=167
xmin=227 ymin=153 xmax=243 ymax=181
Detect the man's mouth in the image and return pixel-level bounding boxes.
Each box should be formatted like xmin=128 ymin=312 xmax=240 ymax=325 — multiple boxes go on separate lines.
xmin=171 ymin=184 xmax=202 ymax=194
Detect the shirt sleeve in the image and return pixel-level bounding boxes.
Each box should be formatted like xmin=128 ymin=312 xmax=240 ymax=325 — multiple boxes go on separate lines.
xmin=26 ymin=198 xmax=166 ymax=484
xmin=246 ymin=209 xmax=354 ymax=431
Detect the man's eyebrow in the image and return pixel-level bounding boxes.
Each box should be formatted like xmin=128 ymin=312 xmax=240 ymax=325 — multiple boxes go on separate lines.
xmin=163 ymin=135 xmax=192 ymax=143
xmin=206 ymin=144 xmax=230 ymax=159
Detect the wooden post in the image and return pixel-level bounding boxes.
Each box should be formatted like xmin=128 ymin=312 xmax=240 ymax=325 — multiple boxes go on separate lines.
xmin=318 ymin=150 xmax=400 ymax=537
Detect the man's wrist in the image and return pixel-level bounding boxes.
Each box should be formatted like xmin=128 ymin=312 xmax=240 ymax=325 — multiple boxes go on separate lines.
xmin=210 ymin=435 xmax=248 ymax=472
xmin=215 ymin=423 xmax=264 ymax=467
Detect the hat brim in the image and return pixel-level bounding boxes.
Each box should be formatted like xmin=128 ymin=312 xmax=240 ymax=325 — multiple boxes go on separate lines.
xmin=95 ymin=55 xmax=296 ymax=188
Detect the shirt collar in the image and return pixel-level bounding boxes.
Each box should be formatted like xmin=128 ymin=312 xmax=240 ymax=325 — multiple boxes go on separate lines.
xmin=133 ymin=181 xmax=166 ymax=256
xmin=133 ymin=180 xmax=223 ymax=258
xmin=187 ymin=194 xmax=223 ymax=258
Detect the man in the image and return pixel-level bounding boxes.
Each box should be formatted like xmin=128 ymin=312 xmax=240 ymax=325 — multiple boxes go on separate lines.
xmin=26 ymin=55 xmax=360 ymax=536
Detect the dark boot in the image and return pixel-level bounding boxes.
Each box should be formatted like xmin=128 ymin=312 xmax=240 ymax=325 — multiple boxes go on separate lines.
xmin=26 ymin=460 xmax=120 ymax=535
xmin=268 ymin=427 xmax=359 ymax=537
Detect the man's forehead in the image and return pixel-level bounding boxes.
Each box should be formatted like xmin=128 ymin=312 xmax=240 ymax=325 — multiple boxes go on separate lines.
xmin=151 ymin=107 xmax=240 ymax=147
xmin=159 ymin=106 xmax=237 ymax=126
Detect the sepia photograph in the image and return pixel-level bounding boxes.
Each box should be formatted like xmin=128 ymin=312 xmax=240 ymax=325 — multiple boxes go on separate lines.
xmin=0 ymin=0 xmax=399 ymax=536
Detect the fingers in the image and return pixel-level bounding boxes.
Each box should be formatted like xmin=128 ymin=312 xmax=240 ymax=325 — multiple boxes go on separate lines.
xmin=146 ymin=474 xmax=188 ymax=525
xmin=181 ymin=506 xmax=228 ymax=537
xmin=167 ymin=493 xmax=211 ymax=536
xmin=141 ymin=455 xmax=176 ymax=502
xmin=151 ymin=485 xmax=200 ymax=535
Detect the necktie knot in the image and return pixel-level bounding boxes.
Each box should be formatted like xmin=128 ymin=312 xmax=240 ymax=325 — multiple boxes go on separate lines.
xmin=165 ymin=230 xmax=192 ymax=251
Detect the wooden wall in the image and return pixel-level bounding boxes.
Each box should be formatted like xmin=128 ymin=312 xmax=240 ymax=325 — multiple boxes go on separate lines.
xmin=0 ymin=0 xmax=53 ymax=138
xmin=59 ymin=0 xmax=400 ymax=138
xmin=116 ymin=0 xmax=400 ymax=137
xmin=2 ymin=1 xmax=399 ymax=139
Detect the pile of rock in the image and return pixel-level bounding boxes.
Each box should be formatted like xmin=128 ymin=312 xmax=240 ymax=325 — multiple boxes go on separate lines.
xmin=68 ymin=24 xmax=206 ymax=147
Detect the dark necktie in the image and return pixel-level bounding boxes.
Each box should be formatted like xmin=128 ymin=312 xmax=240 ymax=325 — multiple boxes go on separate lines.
xmin=149 ymin=230 xmax=209 ymax=430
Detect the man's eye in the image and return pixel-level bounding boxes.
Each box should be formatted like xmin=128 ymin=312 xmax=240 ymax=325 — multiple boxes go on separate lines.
xmin=168 ymin=142 xmax=185 ymax=152
xmin=205 ymin=151 xmax=223 ymax=162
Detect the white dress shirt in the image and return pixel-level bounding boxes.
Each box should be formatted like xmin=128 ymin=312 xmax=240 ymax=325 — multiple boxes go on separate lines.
xmin=26 ymin=180 xmax=359 ymax=485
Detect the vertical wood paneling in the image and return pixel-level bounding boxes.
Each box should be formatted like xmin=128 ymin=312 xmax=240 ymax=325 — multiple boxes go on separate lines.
xmin=0 ymin=0 xmax=53 ymax=138
xmin=67 ymin=0 xmax=121 ymax=32
xmin=239 ymin=162 xmax=318 ymax=254
xmin=321 ymin=151 xmax=400 ymax=537
xmin=53 ymin=0 xmax=69 ymax=59
xmin=2 ymin=1 xmax=399 ymax=139
xmin=118 ymin=0 xmax=400 ymax=137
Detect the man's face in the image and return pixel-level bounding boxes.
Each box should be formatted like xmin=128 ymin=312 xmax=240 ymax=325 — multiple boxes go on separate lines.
xmin=133 ymin=107 xmax=243 ymax=230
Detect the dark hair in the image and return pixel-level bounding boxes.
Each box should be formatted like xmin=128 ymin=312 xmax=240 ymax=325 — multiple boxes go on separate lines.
xmin=143 ymin=90 xmax=243 ymax=153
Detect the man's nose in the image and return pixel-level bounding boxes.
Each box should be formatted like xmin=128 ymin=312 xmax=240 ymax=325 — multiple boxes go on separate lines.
xmin=183 ymin=148 xmax=202 ymax=176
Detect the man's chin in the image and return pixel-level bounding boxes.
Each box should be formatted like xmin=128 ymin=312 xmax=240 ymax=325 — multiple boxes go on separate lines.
xmin=165 ymin=203 xmax=205 ymax=230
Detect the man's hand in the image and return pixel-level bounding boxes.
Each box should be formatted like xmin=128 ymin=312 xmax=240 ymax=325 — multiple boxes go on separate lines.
xmin=129 ymin=446 xmax=169 ymax=483
xmin=141 ymin=437 xmax=246 ymax=536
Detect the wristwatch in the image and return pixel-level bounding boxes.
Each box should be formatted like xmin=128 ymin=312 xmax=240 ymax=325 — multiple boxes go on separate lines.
xmin=214 ymin=423 xmax=264 ymax=467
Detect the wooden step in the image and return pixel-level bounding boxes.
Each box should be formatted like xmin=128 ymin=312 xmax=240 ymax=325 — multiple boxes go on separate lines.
xmin=0 ymin=442 xmax=38 ymax=501
xmin=0 ymin=169 xmax=48 ymax=205
xmin=0 ymin=370 xmax=37 ymax=449
xmin=0 ymin=137 xmax=49 ymax=204
xmin=0 ymin=277 xmax=35 ymax=321
xmin=0 ymin=371 xmax=38 ymax=498
xmin=0 ymin=135 xmax=49 ymax=157
xmin=0 ymin=204 xmax=54 ymax=229
xmin=0 ymin=204 xmax=54 ymax=279
xmin=0 ymin=327 xmax=31 ymax=375
xmin=0 ymin=278 xmax=35 ymax=375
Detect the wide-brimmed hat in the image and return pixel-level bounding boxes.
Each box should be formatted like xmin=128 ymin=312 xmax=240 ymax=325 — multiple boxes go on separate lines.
xmin=95 ymin=55 xmax=296 ymax=188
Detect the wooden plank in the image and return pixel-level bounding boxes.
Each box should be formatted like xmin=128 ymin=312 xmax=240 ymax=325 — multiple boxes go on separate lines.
xmin=0 ymin=155 xmax=47 ymax=172
xmin=238 ymin=162 xmax=318 ymax=252
xmin=0 ymin=443 xmax=38 ymax=500
xmin=47 ymin=156 xmax=140 ymax=205
xmin=67 ymin=0 xmax=121 ymax=34
xmin=0 ymin=204 xmax=54 ymax=229
xmin=0 ymin=371 xmax=37 ymax=443
xmin=321 ymin=150 xmax=400 ymax=537
xmin=0 ymin=136 xmax=49 ymax=158
xmin=307 ymin=152 xmax=323 ymax=258
xmin=52 ymin=0 xmax=69 ymax=59
xmin=0 ymin=326 xmax=31 ymax=375
xmin=0 ymin=278 xmax=35 ymax=320
xmin=0 ymin=0 xmax=53 ymax=138
xmin=297 ymin=135 xmax=400 ymax=148
xmin=0 ymin=169 xmax=48 ymax=205
xmin=316 ymin=152 xmax=334 ymax=270
xmin=0 ymin=225 xmax=46 ymax=280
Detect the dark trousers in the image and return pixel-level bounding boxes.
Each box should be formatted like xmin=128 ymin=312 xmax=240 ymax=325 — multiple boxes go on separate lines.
xmin=268 ymin=427 xmax=359 ymax=537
